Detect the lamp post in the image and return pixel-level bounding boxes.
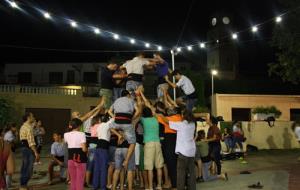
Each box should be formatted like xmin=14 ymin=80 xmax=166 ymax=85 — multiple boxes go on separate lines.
xmin=211 ymin=69 xmax=218 ymax=114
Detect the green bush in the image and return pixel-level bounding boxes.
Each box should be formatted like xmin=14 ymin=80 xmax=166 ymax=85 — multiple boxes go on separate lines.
xmin=0 ymin=97 xmax=22 ymax=128
xmin=252 ymin=106 xmax=282 ymax=118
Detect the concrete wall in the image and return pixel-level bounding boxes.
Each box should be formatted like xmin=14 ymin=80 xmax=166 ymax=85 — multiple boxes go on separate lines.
xmin=214 ymin=94 xmax=300 ymax=121
xmin=242 ymin=121 xmax=299 ymax=149
xmin=196 ymin=121 xmax=299 ymax=150
xmin=4 ymin=63 xmax=106 ymax=84
xmin=0 ymin=92 xmax=99 ymax=118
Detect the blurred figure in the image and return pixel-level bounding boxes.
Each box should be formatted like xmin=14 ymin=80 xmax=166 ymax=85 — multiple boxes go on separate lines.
xmin=33 ymin=119 xmax=45 ymax=165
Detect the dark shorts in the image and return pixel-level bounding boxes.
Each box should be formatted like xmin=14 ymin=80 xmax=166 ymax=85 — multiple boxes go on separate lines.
xmin=109 ymin=146 xmax=116 ymax=163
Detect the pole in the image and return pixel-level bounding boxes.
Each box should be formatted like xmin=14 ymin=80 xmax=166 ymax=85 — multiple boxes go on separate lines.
xmin=211 ymin=74 xmax=214 ymax=115
xmin=171 ymin=50 xmax=176 ymax=101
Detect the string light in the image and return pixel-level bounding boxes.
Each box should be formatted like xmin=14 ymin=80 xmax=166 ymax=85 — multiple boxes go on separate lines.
xmin=94 ymin=28 xmax=100 ymax=34
xmin=200 ymin=43 xmax=205 ymax=48
xmin=4 ymin=0 xmax=296 ymax=53
xmin=252 ymin=26 xmax=258 ymax=33
xmin=130 ymin=39 xmax=135 ymax=44
xmin=70 ymin=21 xmax=77 ymax=28
xmin=113 ymin=34 xmax=119 ymax=40
xmin=232 ymin=33 xmax=238 ymax=40
xmin=9 ymin=1 xmax=18 ymax=8
xmin=276 ymin=16 xmax=282 ymax=23
xmin=43 ymin=12 xmax=51 ymax=19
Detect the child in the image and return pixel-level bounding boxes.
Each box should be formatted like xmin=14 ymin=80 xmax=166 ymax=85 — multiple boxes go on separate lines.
xmin=169 ymin=110 xmax=196 ymax=190
xmin=64 ymin=118 xmax=87 ymax=190
xmin=48 ymin=133 xmax=65 ymax=185
xmin=197 ymin=130 xmax=228 ymax=182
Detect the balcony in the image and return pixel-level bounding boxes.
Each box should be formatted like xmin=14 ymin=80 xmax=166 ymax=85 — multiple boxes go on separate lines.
xmin=0 ymin=84 xmax=83 ymax=96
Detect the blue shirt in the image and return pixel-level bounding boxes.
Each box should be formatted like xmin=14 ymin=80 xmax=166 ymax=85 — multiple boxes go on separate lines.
xmin=51 ymin=142 xmax=65 ymax=157
xmin=156 ymin=61 xmax=169 ymax=78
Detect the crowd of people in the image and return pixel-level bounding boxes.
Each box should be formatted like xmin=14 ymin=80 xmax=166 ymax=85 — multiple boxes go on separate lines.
xmin=0 ymin=52 xmax=256 ymax=190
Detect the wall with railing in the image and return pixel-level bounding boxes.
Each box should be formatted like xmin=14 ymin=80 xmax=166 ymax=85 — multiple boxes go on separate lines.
xmin=0 ymin=85 xmax=81 ymax=96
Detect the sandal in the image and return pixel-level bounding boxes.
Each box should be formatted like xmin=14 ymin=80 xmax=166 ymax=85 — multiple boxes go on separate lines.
xmin=240 ymin=170 xmax=251 ymax=174
xmin=248 ymin=182 xmax=263 ymax=189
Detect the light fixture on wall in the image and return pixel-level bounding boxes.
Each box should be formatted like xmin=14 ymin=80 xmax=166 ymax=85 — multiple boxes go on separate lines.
xmin=264 ymin=116 xmax=275 ymax=127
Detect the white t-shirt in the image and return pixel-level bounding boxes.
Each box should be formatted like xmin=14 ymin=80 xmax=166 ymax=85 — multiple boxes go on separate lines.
xmin=83 ymin=117 xmax=92 ymax=134
xmin=4 ymin=131 xmax=15 ymax=142
xmin=176 ymin=75 xmax=195 ymax=96
xmin=64 ymin=131 xmax=86 ymax=148
xmin=96 ymin=119 xmax=114 ymax=142
xmin=122 ymin=57 xmax=149 ymax=75
xmin=295 ymin=126 xmax=300 ymax=141
xmin=169 ymin=120 xmax=196 ymax=157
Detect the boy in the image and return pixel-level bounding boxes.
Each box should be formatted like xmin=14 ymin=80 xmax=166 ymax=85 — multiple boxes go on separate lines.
xmin=48 ymin=133 xmax=65 ymax=185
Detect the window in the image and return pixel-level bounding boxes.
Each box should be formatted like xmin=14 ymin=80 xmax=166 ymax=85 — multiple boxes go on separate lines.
xmin=290 ymin=109 xmax=300 ymax=121
xmin=18 ymin=72 xmax=32 ymax=84
xmin=49 ymin=72 xmax=63 ymax=84
xmin=83 ymin=72 xmax=97 ymax=84
xmin=66 ymin=70 xmax=75 ymax=84
xmin=232 ymin=108 xmax=251 ymax=121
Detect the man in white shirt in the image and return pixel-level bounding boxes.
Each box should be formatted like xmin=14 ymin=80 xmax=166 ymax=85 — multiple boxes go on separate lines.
xmin=169 ymin=111 xmax=196 ymax=190
xmin=165 ymin=69 xmax=197 ymax=112
xmin=121 ymin=52 xmax=156 ymax=94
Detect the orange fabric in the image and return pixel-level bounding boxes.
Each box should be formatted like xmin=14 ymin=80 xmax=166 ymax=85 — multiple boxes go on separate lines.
xmin=157 ymin=114 xmax=183 ymax=134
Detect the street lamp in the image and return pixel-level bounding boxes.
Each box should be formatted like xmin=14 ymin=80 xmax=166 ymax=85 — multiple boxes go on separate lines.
xmin=211 ymin=69 xmax=218 ymax=114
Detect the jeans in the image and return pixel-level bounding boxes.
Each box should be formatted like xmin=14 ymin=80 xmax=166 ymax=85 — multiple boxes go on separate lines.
xmin=209 ymin=143 xmax=222 ymax=175
xmin=114 ymin=148 xmax=135 ymax=171
xmin=126 ymin=80 xmax=142 ymax=94
xmin=87 ymin=148 xmax=96 ymax=172
xmin=224 ymin=137 xmax=234 ymax=149
xmin=99 ymin=88 xmax=113 ymax=109
xmin=202 ymin=161 xmax=218 ymax=181
xmin=233 ymin=136 xmax=243 ymax=150
xmin=186 ymin=98 xmax=197 ymax=112
xmin=113 ymin=87 xmax=124 ymax=101
xmin=20 ymin=147 xmax=34 ymax=187
xmin=68 ymin=160 xmax=86 ymax=190
xmin=176 ymin=154 xmax=196 ymax=190
xmin=111 ymin=123 xmax=136 ymax=144
xmin=93 ymin=148 xmax=109 ymax=190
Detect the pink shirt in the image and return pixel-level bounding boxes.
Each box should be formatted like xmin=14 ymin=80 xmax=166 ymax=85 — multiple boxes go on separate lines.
xmin=64 ymin=131 xmax=86 ymax=148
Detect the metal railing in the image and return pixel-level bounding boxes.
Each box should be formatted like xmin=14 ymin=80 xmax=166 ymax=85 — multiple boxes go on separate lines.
xmin=0 ymin=85 xmax=80 ymax=96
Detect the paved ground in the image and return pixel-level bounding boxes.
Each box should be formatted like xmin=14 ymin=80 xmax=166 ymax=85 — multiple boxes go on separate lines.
xmin=8 ymin=148 xmax=300 ymax=190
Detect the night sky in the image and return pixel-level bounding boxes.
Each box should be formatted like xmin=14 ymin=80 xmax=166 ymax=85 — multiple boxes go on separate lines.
xmin=0 ymin=0 xmax=284 ymax=77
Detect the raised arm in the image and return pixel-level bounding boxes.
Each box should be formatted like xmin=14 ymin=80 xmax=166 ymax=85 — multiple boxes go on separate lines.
xmin=139 ymin=90 xmax=156 ymax=115
xmin=162 ymin=88 xmax=178 ymax=108
xmin=80 ymin=97 xmax=104 ymax=121
xmin=164 ymin=75 xmax=177 ymax=89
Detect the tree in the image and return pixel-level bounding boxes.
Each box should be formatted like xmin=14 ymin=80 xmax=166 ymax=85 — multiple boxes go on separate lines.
xmin=0 ymin=97 xmax=22 ymax=128
xmin=269 ymin=0 xmax=300 ymax=84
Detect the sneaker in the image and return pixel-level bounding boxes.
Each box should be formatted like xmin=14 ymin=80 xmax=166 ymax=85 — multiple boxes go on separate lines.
xmin=34 ymin=162 xmax=38 ymax=166
xmin=38 ymin=161 xmax=42 ymax=165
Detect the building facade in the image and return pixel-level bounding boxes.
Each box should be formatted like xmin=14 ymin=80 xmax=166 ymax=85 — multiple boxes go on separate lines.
xmin=213 ymin=94 xmax=300 ymax=121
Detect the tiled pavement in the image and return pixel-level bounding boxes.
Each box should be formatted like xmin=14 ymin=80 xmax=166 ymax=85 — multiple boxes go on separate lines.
xmin=7 ymin=149 xmax=300 ymax=190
